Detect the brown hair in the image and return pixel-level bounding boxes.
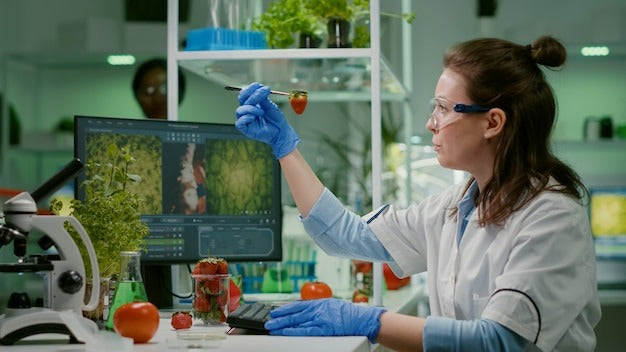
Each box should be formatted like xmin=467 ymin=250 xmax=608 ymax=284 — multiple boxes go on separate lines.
xmin=444 ymin=35 xmax=587 ymax=227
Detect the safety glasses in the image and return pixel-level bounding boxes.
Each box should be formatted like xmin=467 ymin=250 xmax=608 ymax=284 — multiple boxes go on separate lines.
xmin=428 ymin=97 xmax=492 ymax=130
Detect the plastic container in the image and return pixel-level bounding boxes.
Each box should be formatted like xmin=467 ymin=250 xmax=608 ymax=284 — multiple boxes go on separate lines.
xmin=185 ymin=27 xmax=267 ymax=50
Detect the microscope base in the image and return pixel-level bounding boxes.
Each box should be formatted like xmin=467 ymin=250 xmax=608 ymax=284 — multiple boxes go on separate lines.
xmin=0 ymin=308 xmax=97 ymax=345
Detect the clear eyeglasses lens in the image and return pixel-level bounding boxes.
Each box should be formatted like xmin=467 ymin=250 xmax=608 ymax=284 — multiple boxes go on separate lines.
xmin=428 ymin=98 xmax=449 ymax=128
xmin=143 ymin=84 xmax=167 ymax=96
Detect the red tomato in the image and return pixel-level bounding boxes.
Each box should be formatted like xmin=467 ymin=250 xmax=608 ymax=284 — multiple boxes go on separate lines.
xmin=383 ymin=263 xmax=410 ymax=290
xmin=113 ymin=302 xmax=160 ymax=343
xmin=300 ymin=281 xmax=333 ymax=300
xmin=289 ymin=92 xmax=308 ymax=115
xmin=229 ymin=278 xmax=242 ymax=313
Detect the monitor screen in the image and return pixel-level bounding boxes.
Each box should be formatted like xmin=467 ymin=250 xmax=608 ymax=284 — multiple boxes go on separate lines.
xmin=589 ymin=187 xmax=626 ymax=237
xmin=74 ymin=115 xmax=283 ymax=264
xmin=589 ymin=186 xmax=626 ymax=262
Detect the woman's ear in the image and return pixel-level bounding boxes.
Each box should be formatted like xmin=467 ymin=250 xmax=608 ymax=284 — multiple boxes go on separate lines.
xmin=484 ymin=108 xmax=506 ymax=139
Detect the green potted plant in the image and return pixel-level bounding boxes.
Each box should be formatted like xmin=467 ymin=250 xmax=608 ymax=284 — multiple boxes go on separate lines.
xmin=252 ymin=0 xmax=323 ymax=49
xmin=51 ymin=143 xmax=150 ymax=321
xmin=252 ymin=0 xmax=414 ymax=49
xmin=306 ymin=0 xmax=355 ymax=21
xmin=305 ymin=0 xmax=415 ymax=48
xmin=305 ymin=0 xmax=358 ymax=47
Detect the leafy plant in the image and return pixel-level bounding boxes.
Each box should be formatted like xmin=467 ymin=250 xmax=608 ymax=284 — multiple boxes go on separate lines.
xmin=306 ymin=0 xmax=415 ymax=24
xmin=352 ymin=23 xmax=370 ymax=49
xmin=305 ymin=0 xmax=357 ymax=21
xmin=252 ymin=0 xmax=323 ymax=49
xmin=51 ymin=144 xmax=150 ymax=279
xmin=253 ymin=0 xmax=415 ymax=49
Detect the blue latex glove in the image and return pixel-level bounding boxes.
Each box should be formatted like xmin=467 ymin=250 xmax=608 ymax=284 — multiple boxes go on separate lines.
xmin=265 ymin=298 xmax=387 ymax=343
xmin=235 ymin=82 xmax=300 ymax=159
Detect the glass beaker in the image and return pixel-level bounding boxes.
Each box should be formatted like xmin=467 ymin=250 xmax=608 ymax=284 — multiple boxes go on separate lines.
xmin=105 ymin=251 xmax=148 ymax=330
xmin=192 ymin=273 xmax=230 ymax=326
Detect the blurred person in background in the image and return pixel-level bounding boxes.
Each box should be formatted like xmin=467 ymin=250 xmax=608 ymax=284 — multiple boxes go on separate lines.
xmin=132 ymin=58 xmax=186 ymax=119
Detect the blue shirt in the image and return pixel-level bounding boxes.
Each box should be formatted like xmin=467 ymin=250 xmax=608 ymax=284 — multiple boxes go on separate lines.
xmin=301 ymin=186 xmax=527 ymax=351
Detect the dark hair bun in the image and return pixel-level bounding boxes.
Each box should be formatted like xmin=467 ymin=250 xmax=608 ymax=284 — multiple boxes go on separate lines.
xmin=530 ymin=35 xmax=566 ymax=68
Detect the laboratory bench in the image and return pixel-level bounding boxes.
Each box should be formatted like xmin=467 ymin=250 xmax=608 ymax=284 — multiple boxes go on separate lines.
xmin=2 ymin=284 xmax=624 ymax=351
xmin=1 ymin=322 xmax=370 ymax=352
xmin=2 ymin=285 xmax=422 ymax=352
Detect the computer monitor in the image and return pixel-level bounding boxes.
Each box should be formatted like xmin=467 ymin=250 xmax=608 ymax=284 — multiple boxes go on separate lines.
xmin=73 ymin=115 xmax=283 ymax=264
xmin=589 ymin=187 xmax=626 ymax=238
xmin=589 ymin=187 xmax=626 ymax=289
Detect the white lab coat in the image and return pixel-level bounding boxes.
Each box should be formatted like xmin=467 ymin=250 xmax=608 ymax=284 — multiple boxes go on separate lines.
xmin=366 ymin=181 xmax=601 ymax=351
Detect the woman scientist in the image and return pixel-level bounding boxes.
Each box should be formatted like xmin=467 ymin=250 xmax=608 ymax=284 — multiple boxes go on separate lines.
xmin=233 ymin=35 xmax=600 ymax=351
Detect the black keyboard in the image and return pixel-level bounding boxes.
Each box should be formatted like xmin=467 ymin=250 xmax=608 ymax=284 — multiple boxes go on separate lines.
xmin=227 ymin=302 xmax=277 ymax=332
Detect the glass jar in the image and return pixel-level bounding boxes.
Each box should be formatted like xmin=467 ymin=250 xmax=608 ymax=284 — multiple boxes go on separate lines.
xmin=192 ymin=273 xmax=230 ymax=325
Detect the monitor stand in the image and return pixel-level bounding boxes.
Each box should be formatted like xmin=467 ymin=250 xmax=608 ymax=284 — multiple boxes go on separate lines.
xmin=141 ymin=264 xmax=173 ymax=309
xmin=140 ymin=264 xmax=193 ymax=310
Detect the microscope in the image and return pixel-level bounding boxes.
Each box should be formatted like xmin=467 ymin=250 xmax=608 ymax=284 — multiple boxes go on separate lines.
xmin=0 ymin=158 xmax=100 ymax=345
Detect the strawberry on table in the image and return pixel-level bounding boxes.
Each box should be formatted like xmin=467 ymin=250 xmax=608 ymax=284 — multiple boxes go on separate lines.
xmin=171 ymin=311 xmax=193 ymax=330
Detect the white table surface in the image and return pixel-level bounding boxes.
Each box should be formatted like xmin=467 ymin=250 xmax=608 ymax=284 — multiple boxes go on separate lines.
xmin=2 ymin=285 xmax=422 ymax=351
xmin=2 ymin=320 xmax=371 ymax=352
